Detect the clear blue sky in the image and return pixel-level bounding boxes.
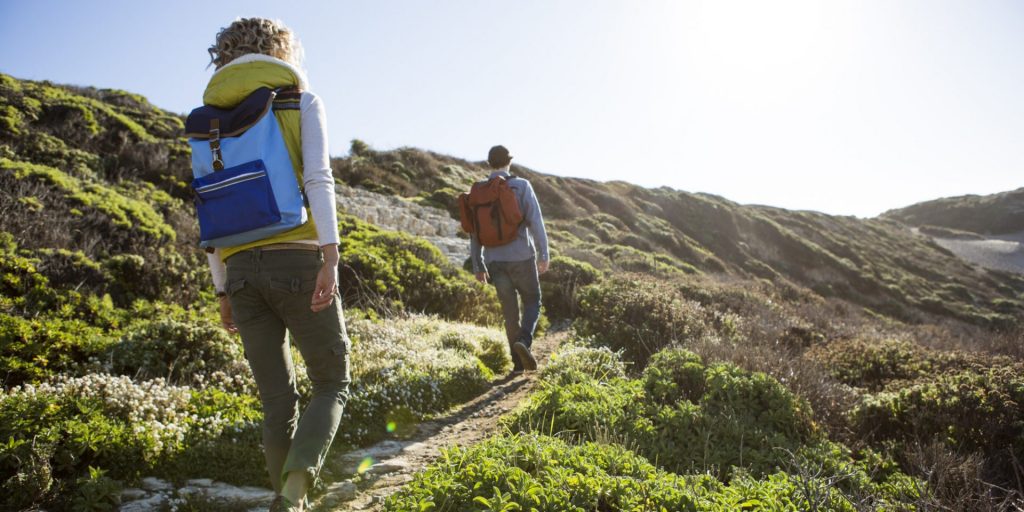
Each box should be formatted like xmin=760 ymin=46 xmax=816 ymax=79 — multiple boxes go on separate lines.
xmin=2 ymin=0 xmax=1022 ymax=217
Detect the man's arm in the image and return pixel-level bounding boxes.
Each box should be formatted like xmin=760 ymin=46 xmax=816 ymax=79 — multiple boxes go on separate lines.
xmin=522 ymin=181 xmax=549 ymax=267
xmin=470 ymin=232 xmax=487 ymax=281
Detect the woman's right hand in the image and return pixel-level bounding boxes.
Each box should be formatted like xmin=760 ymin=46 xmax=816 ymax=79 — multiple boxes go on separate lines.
xmin=219 ymin=296 xmax=238 ymax=333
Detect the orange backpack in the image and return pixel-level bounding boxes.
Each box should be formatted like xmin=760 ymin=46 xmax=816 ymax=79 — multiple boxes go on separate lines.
xmin=459 ymin=176 xmax=524 ymax=247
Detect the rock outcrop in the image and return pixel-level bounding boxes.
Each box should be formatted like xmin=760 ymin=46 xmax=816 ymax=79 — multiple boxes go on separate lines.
xmin=119 ymin=477 xmax=274 ymax=511
xmin=336 ymin=184 xmax=467 ymax=264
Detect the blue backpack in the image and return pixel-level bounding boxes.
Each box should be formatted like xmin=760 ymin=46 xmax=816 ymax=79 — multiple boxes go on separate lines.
xmin=185 ymin=87 xmax=307 ymax=250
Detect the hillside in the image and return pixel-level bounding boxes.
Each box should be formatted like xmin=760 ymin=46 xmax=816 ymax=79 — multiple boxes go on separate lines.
xmin=334 ymin=144 xmax=1024 ymax=328
xmin=0 ymin=73 xmax=509 ymax=509
xmin=2 ymin=72 xmax=1023 ymax=511
xmin=882 ymin=187 xmax=1024 ymax=236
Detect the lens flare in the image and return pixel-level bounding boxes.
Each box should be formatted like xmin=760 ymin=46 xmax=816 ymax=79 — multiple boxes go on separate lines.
xmin=357 ymin=456 xmax=374 ymax=474
xmin=386 ymin=421 xmax=397 ymax=433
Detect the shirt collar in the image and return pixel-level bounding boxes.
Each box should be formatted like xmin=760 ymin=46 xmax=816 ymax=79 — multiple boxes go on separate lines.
xmin=488 ymin=167 xmax=511 ymax=179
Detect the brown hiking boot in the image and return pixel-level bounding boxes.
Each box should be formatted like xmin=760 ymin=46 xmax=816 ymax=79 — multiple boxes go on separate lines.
xmin=512 ymin=342 xmax=537 ymax=371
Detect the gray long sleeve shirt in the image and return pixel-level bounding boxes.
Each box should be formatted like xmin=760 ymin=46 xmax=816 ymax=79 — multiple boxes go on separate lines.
xmin=470 ymin=169 xmax=549 ymax=274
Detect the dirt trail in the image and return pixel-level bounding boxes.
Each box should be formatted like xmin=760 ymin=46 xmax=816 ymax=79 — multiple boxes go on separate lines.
xmin=312 ymin=330 xmax=566 ymax=511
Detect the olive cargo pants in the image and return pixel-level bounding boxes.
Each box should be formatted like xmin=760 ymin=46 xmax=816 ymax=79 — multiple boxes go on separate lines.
xmin=225 ymin=248 xmax=351 ymax=492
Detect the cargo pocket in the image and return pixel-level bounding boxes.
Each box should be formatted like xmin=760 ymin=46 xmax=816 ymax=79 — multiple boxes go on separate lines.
xmin=304 ymin=340 xmax=352 ymax=395
xmin=225 ymin=278 xmax=261 ymax=324
xmin=269 ymin=276 xmax=320 ymax=319
xmin=227 ymin=278 xmax=247 ymax=296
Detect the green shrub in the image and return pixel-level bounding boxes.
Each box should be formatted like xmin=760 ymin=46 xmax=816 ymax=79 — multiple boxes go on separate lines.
xmin=508 ymin=349 xmax=816 ymax=480
xmin=109 ymin=319 xmax=245 ymax=384
xmin=0 ymin=158 xmax=174 ymax=242
xmin=574 ymin=275 xmax=711 ymax=366
xmin=0 ymin=313 xmax=116 ymax=385
xmin=807 ymin=338 xmax=1003 ymax=391
xmin=385 ymin=432 xmax=918 ymax=511
xmin=71 ymin=466 xmax=122 ymax=512
xmin=541 ymin=344 xmax=627 ymax=386
xmin=350 ymin=138 xmax=372 ymax=157
xmin=33 ymin=247 xmax=107 ymax=294
xmin=475 ymin=334 xmax=512 ymax=376
xmin=501 ymin=347 xmax=923 ymax=506
xmin=538 ymin=256 xmax=601 ymax=320
xmin=641 ymin=348 xmax=705 ymax=404
xmin=0 ymin=233 xmax=220 ymax=386
xmin=337 ymin=215 xmax=500 ymax=325
xmin=102 ymin=248 xmax=206 ymax=306
xmin=808 ymin=339 xmax=931 ymax=391
xmin=851 ymin=365 xmax=1024 ymax=487
xmin=414 ymin=186 xmax=461 ymax=219
xmin=157 ymin=389 xmax=266 ymax=486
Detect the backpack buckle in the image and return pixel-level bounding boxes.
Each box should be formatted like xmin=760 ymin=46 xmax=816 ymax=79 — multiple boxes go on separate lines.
xmin=209 ymin=119 xmax=224 ymax=171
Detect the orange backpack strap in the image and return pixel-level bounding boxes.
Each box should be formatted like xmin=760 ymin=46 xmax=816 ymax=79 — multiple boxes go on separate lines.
xmin=498 ymin=177 xmax=524 ymax=226
xmin=458 ymin=192 xmax=475 ymax=233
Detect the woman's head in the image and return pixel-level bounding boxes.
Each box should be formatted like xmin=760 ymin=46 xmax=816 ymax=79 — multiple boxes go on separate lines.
xmin=208 ymin=18 xmax=303 ymax=69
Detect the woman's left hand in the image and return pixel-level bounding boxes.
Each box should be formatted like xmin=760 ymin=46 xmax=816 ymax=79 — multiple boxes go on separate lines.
xmin=312 ymin=244 xmax=340 ymax=312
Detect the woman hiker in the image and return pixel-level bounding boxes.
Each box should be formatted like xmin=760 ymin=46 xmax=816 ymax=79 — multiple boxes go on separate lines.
xmin=203 ymin=18 xmax=349 ymax=511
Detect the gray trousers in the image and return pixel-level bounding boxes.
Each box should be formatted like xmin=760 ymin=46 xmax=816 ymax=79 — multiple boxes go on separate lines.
xmin=488 ymin=257 xmax=542 ymax=371
xmin=225 ymin=248 xmax=351 ymax=492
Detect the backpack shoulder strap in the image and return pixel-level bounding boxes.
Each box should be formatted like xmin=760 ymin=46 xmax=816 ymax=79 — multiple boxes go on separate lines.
xmin=272 ymin=86 xmax=303 ymax=111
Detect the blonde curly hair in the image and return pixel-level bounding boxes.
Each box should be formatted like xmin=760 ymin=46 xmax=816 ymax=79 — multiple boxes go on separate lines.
xmin=208 ymin=17 xmax=304 ymax=69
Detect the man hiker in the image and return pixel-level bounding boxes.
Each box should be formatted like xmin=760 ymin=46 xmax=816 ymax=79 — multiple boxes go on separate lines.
xmin=467 ymin=145 xmax=550 ymax=374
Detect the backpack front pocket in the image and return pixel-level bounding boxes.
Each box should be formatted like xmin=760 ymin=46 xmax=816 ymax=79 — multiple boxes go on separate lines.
xmin=192 ymin=159 xmax=281 ymax=241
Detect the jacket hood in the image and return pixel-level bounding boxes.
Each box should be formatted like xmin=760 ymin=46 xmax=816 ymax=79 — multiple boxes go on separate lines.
xmin=203 ymin=54 xmax=309 ymax=108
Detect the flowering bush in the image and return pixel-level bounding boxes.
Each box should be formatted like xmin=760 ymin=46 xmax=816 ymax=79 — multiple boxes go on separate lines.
xmin=334 ymin=316 xmax=509 ymax=445
xmin=540 ymin=344 xmax=627 ymax=385
xmin=0 ymin=374 xmax=262 ymax=510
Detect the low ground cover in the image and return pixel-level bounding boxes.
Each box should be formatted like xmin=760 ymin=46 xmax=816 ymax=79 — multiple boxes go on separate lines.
xmin=0 ymin=313 xmax=508 ymax=510
xmin=388 ymin=345 xmax=922 ymax=511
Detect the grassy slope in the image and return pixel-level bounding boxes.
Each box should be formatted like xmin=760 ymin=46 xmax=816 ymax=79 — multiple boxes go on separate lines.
xmin=333 ymin=142 xmax=1024 ymax=328
xmin=881 ymin=187 xmax=1024 ymax=236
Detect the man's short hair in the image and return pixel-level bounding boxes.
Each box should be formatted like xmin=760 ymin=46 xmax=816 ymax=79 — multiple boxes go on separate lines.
xmin=487 ymin=145 xmax=512 ymax=169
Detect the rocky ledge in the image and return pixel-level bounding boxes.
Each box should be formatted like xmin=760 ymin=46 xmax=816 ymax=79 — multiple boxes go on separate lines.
xmin=336 ymin=184 xmax=467 ymax=265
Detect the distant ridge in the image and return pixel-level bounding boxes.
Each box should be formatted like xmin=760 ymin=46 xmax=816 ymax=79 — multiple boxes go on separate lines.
xmin=882 ymin=187 xmax=1024 ymax=235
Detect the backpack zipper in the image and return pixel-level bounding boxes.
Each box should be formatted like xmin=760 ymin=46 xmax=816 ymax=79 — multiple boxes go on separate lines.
xmin=196 ymin=170 xmax=268 ymax=194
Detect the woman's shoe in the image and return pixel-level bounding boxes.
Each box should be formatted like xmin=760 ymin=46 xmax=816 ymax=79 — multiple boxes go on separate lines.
xmin=269 ymin=495 xmax=302 ymax=512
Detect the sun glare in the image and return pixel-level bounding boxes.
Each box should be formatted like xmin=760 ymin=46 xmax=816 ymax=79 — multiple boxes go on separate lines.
xmin=685 ymin=1 xmax=841 ymax=108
